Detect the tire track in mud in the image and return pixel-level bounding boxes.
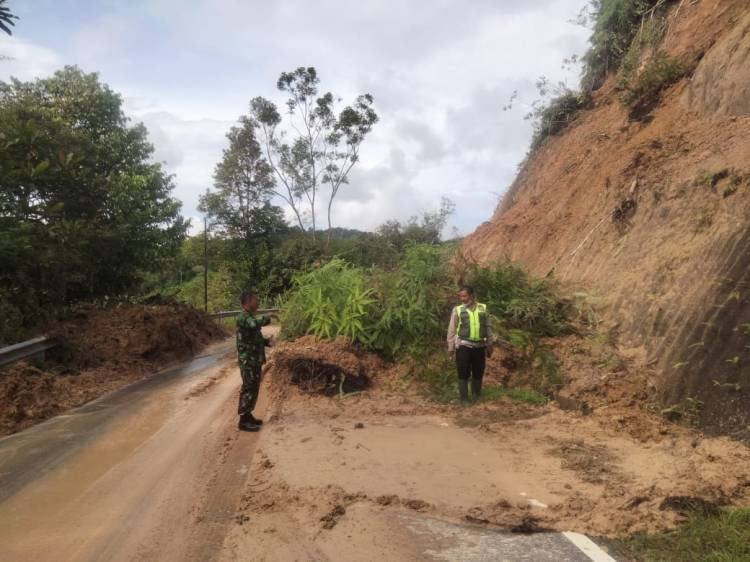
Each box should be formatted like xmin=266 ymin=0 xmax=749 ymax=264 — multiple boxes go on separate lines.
xmin=180 ymin=390 xmax=269 ymax=561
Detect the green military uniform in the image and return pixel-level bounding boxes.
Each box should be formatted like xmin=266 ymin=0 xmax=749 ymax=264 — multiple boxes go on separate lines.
xmin=236 ymin=311 xmax=271 ymax=417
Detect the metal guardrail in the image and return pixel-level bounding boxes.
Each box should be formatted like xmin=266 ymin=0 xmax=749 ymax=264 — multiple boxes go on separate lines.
xmin=0 ymin=336 xmax=58 ymax=368
xmin=208 ymin=308 xmax=280 ymax=320
xmin=0 ymin=308 xmax=281 ymax=369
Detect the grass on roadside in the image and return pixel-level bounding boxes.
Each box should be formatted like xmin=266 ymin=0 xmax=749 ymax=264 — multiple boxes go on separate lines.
xmin=413 ymin=354 xmax=549 ymax=407
xmin=412 ymin=352 xmax=457 ymax=403
xmin=613 ymin=508 xmax=750 ymax=562
xmin=480 ymin=385 xmax=548 ymax=406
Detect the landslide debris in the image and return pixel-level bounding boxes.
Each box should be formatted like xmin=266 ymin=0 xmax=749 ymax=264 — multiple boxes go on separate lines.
xmin=268 ymin=336 xmax=380 ymax=397
xmin=245 ymin=329 xmax=750 ymax=541
xmin=1 ymin=302 xmax=226 ymax=435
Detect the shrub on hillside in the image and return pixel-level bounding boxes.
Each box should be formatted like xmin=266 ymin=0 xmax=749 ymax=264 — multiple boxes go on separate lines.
xmin=529 ymin=90 xmax=591 ymax=151
xmin=619 ymin=51 xmax=684 ymax=116
xmin=581 ymin=0 xmax=671 ymax=92
xmin=467 ymin=262 xmax=571 ymax=339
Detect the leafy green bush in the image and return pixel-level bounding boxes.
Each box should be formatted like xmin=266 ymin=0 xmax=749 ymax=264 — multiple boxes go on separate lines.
xmin=468 ymin=262 xmax=571 ymax=338
xmin=619 ymin=51 xmax=684 ymax=113
xmin=281 ymin=245 xmax=451 ymax=356
xmin=581 ymin=0 xmax=669 ymax=92
xmin=281 ymin=258 xmax=375 ymax=342
xmin=371 ymin=245 xmax=450 ymax=355
xmin=529 ymin=90 xmax=590 ymax=150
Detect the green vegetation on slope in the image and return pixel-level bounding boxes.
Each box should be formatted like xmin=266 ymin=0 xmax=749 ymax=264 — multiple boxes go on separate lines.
xmin=528 ymin=0 xmax=677 ymax=150
xmin=582 ymin=0 xmax=673 ymax=92
xmin=614 ymin=508 xmax=750 ymax=562
xmin=619 ymin=51 xmax=684 ymax=115
xmin=281 ymin=244 xmax=574 ymax=401
xmin=529 ymin=89 xmax=591 ymax=150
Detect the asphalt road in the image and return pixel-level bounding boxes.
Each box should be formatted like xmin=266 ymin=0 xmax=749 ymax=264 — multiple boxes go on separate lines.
xmin=0 ymin=336 xmax=620 ymax=561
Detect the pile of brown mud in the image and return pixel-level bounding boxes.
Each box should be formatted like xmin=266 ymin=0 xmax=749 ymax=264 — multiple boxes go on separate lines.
xmin=0 ymin=302 xmax=227 ymax=435
xmin=55 ymin=301 xmax=226 ymax=371
xmin=225 ymin=333 xmax=750 ymax=547
xmin=268 ymin=336 xmax=382 ymax=397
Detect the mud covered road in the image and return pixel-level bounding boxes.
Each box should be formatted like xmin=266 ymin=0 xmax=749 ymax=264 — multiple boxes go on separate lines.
xmin=3 ymin=329 xmax=748 ymax=561
xmin=0 ymin=330 xmax=616 ymax=562
xmin=0 ymin=337 xmax=268 ymax=561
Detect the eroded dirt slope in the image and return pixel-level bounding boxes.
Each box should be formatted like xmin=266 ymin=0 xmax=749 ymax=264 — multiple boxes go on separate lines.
xmin=462 ymin=0 xmax=750 ymax=437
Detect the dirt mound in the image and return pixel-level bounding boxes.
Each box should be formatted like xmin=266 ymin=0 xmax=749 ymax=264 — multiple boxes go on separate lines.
xmin=0 ymin=303 xmax=227 ymax=435
xmin=1 ymin=364 xmax=67 ymax=430
xmin=268 ymin=336 xmax=383 ymax=396
xmin=54 ymin=302 xmax=226 ymax=371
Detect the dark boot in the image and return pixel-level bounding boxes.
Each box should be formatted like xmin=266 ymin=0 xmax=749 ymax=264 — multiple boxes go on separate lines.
xmin=458 ymin=379 xmax=470 ymax=404
xmin=471 ymin=377 xmax=483 ymax=401
xmin=238 ymin=413 xmax=260 ymax=432
xmin=248 ymin=413 xmax=263 ymax=425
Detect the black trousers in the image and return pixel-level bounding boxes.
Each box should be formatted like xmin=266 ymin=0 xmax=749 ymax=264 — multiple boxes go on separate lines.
xmin=456 ymin=346 xmax=485 ymax=382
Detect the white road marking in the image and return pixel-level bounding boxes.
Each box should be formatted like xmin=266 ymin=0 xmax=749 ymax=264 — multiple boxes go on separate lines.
xmin=563 ymin=531 xmax=618 ymax=562
xmin=527 ymin=498 xmax=548 ymax=508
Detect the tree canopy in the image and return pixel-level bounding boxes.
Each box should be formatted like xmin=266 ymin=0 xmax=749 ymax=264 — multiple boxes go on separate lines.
xmin=0 ymin=66 xmax=187 ymax=340
xmin=199 ymin=115 xmax=286 ymax=240
xmin=249 ymin=67 xmax=378 ymax=241
xmin=0 ymin=0 xmax=17 ymax=35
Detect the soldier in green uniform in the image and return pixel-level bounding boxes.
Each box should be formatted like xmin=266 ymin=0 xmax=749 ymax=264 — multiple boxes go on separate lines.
xmin=236 ymin=290 xmax=273 ymax=432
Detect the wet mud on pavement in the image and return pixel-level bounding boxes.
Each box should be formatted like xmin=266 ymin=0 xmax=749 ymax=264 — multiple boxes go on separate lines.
xmin=0 ymin=341 xmax=233 ymax=502
xmin=0 ymin=336 xmax=271 ymax=562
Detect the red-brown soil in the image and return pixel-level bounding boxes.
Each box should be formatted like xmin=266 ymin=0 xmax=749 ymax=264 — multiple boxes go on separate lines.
xmin=461 ymin=0 xmax=750 ymax=436
xmin=0 ymin=302 xmax=226 ymax=435
xmin=219 ymin=335 xmax=750 ymax=558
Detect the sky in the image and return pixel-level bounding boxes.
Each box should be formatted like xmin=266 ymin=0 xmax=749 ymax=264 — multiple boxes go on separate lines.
xmin=0 ymin=0 xmax=591 ymax=236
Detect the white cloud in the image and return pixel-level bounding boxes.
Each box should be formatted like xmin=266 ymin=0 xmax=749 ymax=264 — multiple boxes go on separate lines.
xmin=0 ymin=36 xmax=61 ymax=81
xmin=132 ymin=111 xmax=234 ymax=229
xmin=5 ymin=0 xmax=592 ymax=235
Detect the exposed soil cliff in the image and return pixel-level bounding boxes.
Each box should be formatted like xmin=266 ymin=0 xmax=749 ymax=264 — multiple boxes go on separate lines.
xmin=462 ymin=0 xmax=750 ymax=438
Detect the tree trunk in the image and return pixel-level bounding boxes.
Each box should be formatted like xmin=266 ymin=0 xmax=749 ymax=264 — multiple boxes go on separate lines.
xmin=326 ymin=196 xmax=334 ymax=248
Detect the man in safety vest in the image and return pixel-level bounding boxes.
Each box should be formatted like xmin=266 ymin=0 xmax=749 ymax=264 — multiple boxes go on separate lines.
xmin=446 ymin=285 xmax=493 ymax=403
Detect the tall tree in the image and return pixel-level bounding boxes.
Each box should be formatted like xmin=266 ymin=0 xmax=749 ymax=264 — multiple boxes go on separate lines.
xmin=249 ymin=67 xmax=377 ymax=241
xmin=0 ymin=66 xmax=187 ymax=339
xmin=199 ymin=114 xmax=288 ymax=293
xmin=0 ymin=0 xmax=17 ymax=35
xmin=377 ymin=197 xmax=455 ymax=250
xmin=199 ymin=116 xmax=285 ymax=239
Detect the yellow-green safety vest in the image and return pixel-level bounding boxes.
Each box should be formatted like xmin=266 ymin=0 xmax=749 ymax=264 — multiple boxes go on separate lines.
xmin=456 ymin=302 xmax=488 ymax=341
